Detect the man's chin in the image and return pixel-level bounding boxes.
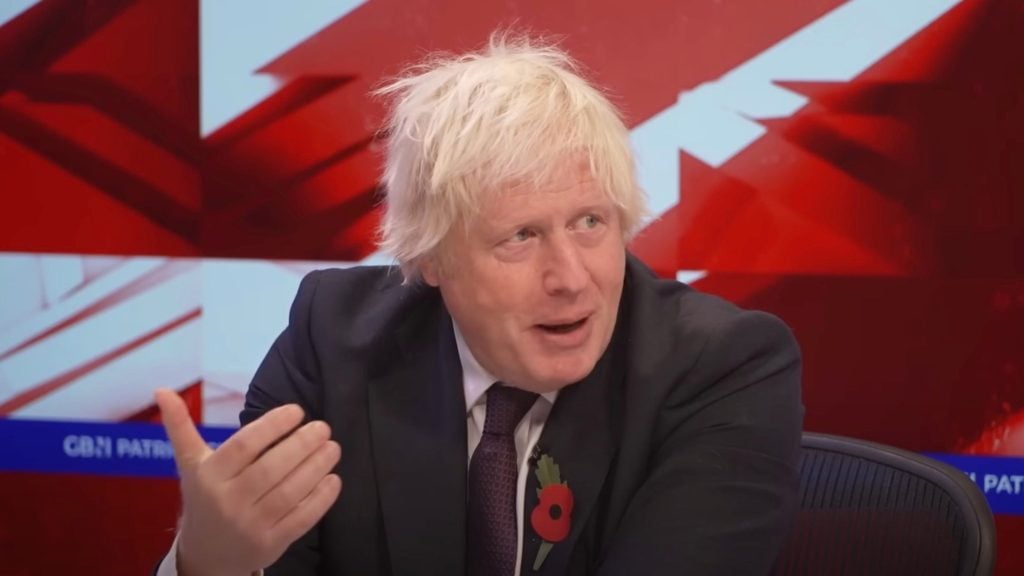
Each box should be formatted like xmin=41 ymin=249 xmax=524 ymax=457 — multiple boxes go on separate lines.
xmin=521 ymin=361 xmax=599 ymax=393
xmin=515 ymin=378 xmax=576 ymax=395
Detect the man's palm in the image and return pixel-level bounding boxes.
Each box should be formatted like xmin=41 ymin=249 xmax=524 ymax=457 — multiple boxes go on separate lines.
xmin=156 ymin=389 xmax=342 ymax=576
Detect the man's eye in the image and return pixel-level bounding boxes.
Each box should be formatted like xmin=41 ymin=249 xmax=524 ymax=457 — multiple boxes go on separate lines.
xmin=510 ymin=229 xmax=533 ymax=243
xmin=576 ymin=214 xmax=601 ymax=230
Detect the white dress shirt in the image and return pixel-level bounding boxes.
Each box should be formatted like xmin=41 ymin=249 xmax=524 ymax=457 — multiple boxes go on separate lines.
xmin=158 ymin=320 xmax=557 ymax=576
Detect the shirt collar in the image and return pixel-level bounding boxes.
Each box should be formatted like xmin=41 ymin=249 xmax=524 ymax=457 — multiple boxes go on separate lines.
xmin=452 ymin=320 xmax=557 ymax=414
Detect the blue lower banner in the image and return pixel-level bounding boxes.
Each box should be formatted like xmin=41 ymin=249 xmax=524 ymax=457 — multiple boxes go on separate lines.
xmin=0 ymin=418 xmax=235 ymax=478
xmin=927 ymin=453 xmax=1024 ymax=515
xmin=1 ymin=418 xmax=1023 ymax=515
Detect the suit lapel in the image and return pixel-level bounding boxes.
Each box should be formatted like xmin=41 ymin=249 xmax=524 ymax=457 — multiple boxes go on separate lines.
xmin=522 ymin=311 xmax=626 ymax=575
xmin=368 ymin=300 xmax=467 ymax=576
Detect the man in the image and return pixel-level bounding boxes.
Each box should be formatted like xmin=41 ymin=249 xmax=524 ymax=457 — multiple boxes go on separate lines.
xmin=156 ymin=33 xmax=803 ymax=576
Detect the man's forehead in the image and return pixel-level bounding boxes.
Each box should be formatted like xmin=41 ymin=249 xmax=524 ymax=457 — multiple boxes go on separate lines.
xmin=499 ymin=158 xmax=593 ymax=194
xmin=500 ymin=173 xmax=597 ymax=197
xmin=479 ymin=175 xmax=609 ymax=220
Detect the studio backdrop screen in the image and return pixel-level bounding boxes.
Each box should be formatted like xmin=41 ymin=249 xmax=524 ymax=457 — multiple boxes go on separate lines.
xmin=1 ymin=0 xmax=1022 ymax=572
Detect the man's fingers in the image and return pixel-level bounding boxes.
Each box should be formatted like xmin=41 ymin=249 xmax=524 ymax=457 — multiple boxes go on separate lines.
xmin=234 ymin=420 xmax=333 ymax=503
xmin=155 ymin=388 xmax=210 ymax=471
xmin=206 ymin=403 xmax=305 ymax=480
xmin=251 ymin=439 xmax=341 ymax=523
xmin=268 ymin=473 xmax=342 ymax=548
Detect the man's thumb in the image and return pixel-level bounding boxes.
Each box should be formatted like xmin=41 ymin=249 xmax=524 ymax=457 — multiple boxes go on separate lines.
xmin=155 ymin=388 xmax=210 ymax=471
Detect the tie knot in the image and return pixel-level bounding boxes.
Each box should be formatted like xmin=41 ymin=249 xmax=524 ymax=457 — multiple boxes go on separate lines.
xmin=483 ymin=384 xmax=538 ymax=436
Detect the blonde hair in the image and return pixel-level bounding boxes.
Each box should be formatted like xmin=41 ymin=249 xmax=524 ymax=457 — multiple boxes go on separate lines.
xmin=374 ymin=32 xmax=647 ymax=280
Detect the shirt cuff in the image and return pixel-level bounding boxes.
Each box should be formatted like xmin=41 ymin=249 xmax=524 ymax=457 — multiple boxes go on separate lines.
xmin=155 ymin=534 xmax=181 ymax=576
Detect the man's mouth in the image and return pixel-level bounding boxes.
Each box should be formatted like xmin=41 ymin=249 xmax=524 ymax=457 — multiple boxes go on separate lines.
xmin=537 ymin=317 xmax=588 ymax=334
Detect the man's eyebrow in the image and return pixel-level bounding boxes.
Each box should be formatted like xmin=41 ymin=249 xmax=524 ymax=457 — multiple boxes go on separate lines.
xmin=487 ymin=218 xmax=543 ymax=236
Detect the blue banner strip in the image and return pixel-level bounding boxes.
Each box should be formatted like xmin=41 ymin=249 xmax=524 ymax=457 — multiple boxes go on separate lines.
xmin=0 ymin=418 xmax=235 ymax=478
xmin=1 ymin=418 xmax=1023 ymax=515
xmin=926 ymin=453 xmax=1024 ymax=515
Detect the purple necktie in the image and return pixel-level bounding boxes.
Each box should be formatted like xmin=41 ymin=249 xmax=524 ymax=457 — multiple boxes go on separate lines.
xmin=468 ymin=384 xmax=539 ymax=576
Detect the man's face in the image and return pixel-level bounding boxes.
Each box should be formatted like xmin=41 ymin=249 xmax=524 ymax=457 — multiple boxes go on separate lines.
xmin=421 ymin=167 xmax=626 ymax=394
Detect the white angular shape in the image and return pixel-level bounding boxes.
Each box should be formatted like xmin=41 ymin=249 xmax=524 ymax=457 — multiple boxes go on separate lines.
xmin=201 ymin=259 xmax=306 ymax=377
xmin=0 ymin=0 xmax=39 ymax=28
xmin=631 ymin=0 xmax=962 ymax=220
xmin=13 ymin=319 xmax=201 ymax=421
xmin=357 ymin=250 xmax=397 ymax=267
xmin=200 ymin=258 xmax=359 ymax=423
xmin=631 ymin=105 xmax=685 ymax=219
xmin=676 ymin=270 xmax=707 ymax=285
xmin=200 ymin=0 xmax=367 ymax=135
xmin=0 ymin=268 xmax=199 ymax=404
xmin=676 ymin=83 xmax=769 ymax=168
xmin=0 ymin=256 xmax=166 ymax=355
xmin=39 ymin=255 xmax=84 ymax=306
xmin=0 ymin=254 xmax=45 ymax=333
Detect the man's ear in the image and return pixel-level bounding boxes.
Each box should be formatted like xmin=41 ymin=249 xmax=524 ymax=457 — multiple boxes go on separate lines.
xmin=419 ymin=256 xmax=441 ymax=287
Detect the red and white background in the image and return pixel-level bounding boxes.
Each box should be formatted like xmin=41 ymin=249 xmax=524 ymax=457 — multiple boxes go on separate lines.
xmin=1 ymin=0 xmax=1022 ymax=573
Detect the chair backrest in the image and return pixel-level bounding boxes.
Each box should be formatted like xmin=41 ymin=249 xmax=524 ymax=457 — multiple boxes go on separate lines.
xmin=772 ymin=432 xmax=996 ymax=576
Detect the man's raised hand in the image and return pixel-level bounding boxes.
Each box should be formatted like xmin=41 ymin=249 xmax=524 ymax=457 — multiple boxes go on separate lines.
xmin=155 ymin=389 xmax=342 ymax=576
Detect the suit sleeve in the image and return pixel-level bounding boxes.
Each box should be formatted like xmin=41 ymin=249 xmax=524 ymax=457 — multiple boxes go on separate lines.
xmin=240 ymin=270 xmax=327 ymax=575
xmin=596 ymin=311 xmax=803 ymax=576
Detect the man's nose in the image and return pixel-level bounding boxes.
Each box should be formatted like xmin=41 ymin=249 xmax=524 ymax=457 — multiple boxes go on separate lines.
xmin=541 ymin=235 xmax=589 ymax=296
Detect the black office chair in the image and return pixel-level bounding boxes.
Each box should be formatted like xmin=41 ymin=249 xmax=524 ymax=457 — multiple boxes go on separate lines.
xmin=772 ymin=432 xmax=996 ymax=576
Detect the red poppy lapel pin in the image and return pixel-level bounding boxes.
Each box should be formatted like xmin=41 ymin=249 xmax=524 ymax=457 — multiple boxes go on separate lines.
xmin=530 ymin=453 xmax=574 ymax=571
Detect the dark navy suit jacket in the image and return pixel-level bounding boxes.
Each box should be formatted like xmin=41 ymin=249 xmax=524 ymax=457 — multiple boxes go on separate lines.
xmin=242 ymin=253 xmax=803 ymax=575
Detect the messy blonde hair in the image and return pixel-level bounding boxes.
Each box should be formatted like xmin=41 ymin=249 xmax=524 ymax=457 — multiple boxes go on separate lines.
xmin=375 ymin=32 xmax=647 ymax=280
